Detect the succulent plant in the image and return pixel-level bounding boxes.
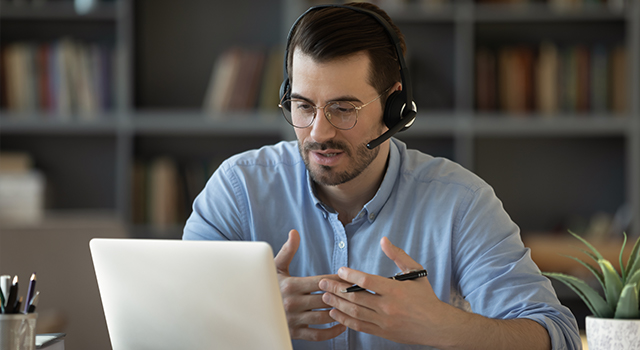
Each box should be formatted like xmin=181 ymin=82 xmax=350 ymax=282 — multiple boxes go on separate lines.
xmin=543 ymin=231 xmax=640 ymax=319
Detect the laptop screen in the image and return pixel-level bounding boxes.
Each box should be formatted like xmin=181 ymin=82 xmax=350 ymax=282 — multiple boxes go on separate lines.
xmin=90 ymin=239 xmax=292 ymax=350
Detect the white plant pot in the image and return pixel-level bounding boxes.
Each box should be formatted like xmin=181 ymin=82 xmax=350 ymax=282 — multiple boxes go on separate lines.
xmin=586 ymin=316 xmax=640 ymax=350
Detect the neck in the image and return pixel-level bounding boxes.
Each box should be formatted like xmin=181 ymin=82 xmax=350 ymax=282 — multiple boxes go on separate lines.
xmin=316 ymin=143 xmax=389 ymax=226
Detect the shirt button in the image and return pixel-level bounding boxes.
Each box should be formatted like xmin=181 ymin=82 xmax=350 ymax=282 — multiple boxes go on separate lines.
xmin=369 ymin=213 xmax=375 ymax=221
xmin=338 ymin=241 xmax=346 ymax=249
xmin=358 ymin=212 xmax=365 ymax=219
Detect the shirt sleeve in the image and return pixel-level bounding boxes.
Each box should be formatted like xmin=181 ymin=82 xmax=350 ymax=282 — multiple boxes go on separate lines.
xmin=182 ymin=160 xmax=248 ymax=241
xmin=452 ymin=185 xmax=581 ymax=350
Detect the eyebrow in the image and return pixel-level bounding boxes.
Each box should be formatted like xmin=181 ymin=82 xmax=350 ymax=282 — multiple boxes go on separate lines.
xmin=290 ymin=93 xmax=363 ymax=104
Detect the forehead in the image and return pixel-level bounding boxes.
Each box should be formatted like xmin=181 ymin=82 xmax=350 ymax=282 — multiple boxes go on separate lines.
xmin=290 ymin=49 xmax=376 ymax=99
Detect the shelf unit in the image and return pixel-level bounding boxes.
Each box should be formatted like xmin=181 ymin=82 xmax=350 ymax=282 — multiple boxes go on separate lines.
xmin=0 ymin=0 xmax=638 ymax=240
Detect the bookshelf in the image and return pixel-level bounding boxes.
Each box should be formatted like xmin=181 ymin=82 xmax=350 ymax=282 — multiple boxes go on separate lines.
xmin=0 ymin=0 xmax=638 ymax=338
xmin=379 ymin=0 xmax=639 ymax=241
xmin=0 ymin=0 xmax=639 ymax=242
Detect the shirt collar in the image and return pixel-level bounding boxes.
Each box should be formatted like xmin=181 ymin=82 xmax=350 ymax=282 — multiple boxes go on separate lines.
xmin=361 ymin=138 xmax=400 ymax=223
xmin=304 ymin=139 xmax=402 ymax=223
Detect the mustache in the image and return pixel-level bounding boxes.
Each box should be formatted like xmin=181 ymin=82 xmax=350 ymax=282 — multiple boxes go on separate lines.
xmin=303 ymin=140 xmax=351 ymax=156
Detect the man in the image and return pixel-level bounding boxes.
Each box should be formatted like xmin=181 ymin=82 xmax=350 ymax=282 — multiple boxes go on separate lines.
xmin=183 ymin=3 xmax=581 ymax=349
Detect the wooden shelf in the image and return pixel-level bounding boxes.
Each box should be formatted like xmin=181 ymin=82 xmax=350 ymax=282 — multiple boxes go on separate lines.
xmin=524 ymin=234 xmax=637 ymax=275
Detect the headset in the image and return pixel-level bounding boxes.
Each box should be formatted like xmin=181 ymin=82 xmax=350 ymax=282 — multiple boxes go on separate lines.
xmin=279 ymin=4 xmax=417 ymax=150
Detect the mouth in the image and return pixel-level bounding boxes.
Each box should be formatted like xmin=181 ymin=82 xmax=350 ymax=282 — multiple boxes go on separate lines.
xmin=310 ymin=149 xmax=344 ymax=166
xmin=316 ymin=151 xmax=340 ymax=157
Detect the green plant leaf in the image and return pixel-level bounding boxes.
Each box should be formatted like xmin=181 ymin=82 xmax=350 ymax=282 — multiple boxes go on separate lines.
xmin=614 ymin=283 xmax=640 ymax=319
xmin=620 ymin=232 xmax=628 ymax=281
xmin=599 ymin=259 xmax=623 ymax=311
xmin=543 ymin=272 xmax=613 ymax=318
xmin=625 ymin=268 xmax=640 ymax=288
xmin=569 ymin=230 xmax=604 ymax=260
xmin=560 ymin=254 xmax=604 ymax=290
xmin=625 ymin=235 xmax=640 ymax=281
xmin=577 ymin=248 xmax=600 ymax=265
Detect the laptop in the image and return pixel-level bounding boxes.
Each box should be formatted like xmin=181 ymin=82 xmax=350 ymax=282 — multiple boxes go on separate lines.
xmin=90 ymin=239 xmax=293 ymax=350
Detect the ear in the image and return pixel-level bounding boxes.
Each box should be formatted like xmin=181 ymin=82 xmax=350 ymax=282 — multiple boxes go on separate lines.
xmin=390 ymin=82 xmax=402 ymax=94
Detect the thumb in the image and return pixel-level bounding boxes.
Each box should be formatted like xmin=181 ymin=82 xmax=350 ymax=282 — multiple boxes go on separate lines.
xmin=274 ymin=229 xmax=300 ymax=275
xmin=380 ymin=236 xmax=423 ymax=273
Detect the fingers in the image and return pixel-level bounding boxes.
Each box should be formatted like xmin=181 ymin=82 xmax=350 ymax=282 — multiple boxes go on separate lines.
xmin=274 ymin=229 xmax=300 ymax=275
xmin=281 ymin=273 xmax=346 ymax=341
xmin=282 ymin=287 xmax=332 ymax=314
xmin=281 ymin=274 xmax=343 ymax=296
xmin=289 ymin=308 xmax=335 ymax=326
xmin=273 ymin=230 xmax=348 ymax=342
xmin=322 ymin=292 xmax=377 ymax=320
xmin=335 ymin=267 xmax=390 ymax=295
xmin=289 ymin=323 xmax=347 ymax=342
xmin=380 ymin=237 xmax=423 ymax=273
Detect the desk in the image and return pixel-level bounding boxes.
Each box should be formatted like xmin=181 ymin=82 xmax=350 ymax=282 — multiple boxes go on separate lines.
xmin=581 ymin=333 xmax=589 ymax=349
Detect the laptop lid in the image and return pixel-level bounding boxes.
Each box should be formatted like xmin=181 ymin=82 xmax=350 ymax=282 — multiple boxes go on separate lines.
xmin=90 ymin=238 xmax=292 ymax=350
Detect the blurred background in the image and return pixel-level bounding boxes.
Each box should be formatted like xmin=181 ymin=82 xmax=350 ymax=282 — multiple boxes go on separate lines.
xmin=0 ymin=0 xmax=638 ymax=349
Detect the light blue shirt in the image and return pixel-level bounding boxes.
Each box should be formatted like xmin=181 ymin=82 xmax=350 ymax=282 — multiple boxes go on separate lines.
xmin=183 ymin=138 xmax=581 ymax=350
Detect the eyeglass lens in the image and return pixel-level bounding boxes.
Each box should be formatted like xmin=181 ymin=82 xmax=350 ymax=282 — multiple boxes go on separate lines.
xmin=281 ymin=100 xmax=357 ymax=129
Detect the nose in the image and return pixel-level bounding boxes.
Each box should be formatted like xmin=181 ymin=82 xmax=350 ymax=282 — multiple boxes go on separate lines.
xmin=309 ymin=106 xmax=337 ymax=143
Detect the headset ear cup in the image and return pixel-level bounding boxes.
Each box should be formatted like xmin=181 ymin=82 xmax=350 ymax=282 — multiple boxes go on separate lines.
xmin=383 ymin=90 xmax=405 ymax=129
xmin=279 ymin=79 xmax=290 ymax=101
xmin=280 ymin=78 xmax=291 ymax=101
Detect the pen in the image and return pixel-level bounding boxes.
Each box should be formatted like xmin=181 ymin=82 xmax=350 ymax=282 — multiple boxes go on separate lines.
xmin=5 ymin=276 xmax=18 ymax=313
xmin=12 ymin=296 xmax=23 ymax=314
xmin=0 ymin=286 xmax=5 ymax=314
xmin=28 ymin=291 xmax=39 ymax=313
xmin=342 ymin=269 xmax=428 ymax=293
xmin=23 ymin=273 xmax=36 ymax=313
xmin=0 ymin=275 xmax=10 ymax=310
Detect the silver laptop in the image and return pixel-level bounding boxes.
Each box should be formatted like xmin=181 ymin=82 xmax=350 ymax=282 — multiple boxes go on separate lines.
xmin=90 ymin=239 xmax=292 ymax=350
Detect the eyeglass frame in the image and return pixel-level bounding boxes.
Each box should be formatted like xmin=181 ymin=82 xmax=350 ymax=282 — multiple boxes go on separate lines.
xmin=278 ymin=86 xmax=394 ymax=130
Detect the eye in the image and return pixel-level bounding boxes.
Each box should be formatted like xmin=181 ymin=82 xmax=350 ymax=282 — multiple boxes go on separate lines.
xmin=329 ymin=102 xmax=356 ymax=115
xmin=293 ymin=100 xmax=314 ymax=113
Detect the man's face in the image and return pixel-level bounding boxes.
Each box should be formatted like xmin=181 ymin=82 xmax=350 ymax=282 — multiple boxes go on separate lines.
xmin=290 ymin=50 xmax=387 ymax=187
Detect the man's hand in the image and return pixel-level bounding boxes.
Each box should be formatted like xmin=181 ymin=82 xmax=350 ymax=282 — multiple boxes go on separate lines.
xmin=318 ymin=236 xmax=446 ymax=345
xmin=274 ymin=229 xmax=347 ymax=341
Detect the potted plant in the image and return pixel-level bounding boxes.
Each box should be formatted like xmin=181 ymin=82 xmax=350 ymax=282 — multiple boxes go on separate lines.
xmin=543 ymin=231 xmax=640 ymax=350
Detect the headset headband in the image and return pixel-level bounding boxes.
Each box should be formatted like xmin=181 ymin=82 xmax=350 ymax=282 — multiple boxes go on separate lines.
xmin=282 ymin=5 xmax=413 ymax=105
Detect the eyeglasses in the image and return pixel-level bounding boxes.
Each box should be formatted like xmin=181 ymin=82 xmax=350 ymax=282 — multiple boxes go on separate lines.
xmin=278 ymin=87 xmax=392 ymax=130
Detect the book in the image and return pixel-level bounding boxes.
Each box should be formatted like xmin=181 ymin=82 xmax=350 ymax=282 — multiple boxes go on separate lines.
xmin=535 ymin=42 xmax=559 ymax=116
xmin=0 ymin=170 xmax=45 ymax=224
xmin=590 ymin=44 xmax=609 ymax=113
xmin=203 ymin=47 xmax=243 ymax=115
xmin=498 ymin=46 xmax=533 ymax=115
xmin=228 ymin=48 xmax=265 ymax=110
xmin=36 ymin=333 xmax=65 ymax=350
xmin=475 ymin=47 xmax=497 ymax=112
xmin=1 ymin=39 xmax=115 ymax=118
xmin=0 ymin=152 xmax=32 ymax=173
xmin=610 ymin=45 xmax=627 ymax=114
xmin=562 ymin=46 xmax=577 ymax=113
xmin=37 ymin=44 xmax=53 ymax=112
xmin=148 ymin=157 xmax=178 ymax=231
xmin=76 ymin=43 xmax=97 ymax=118
xmin=575 ymin=45 xmax=590 ymax=113
xmin=258 ymin=46 xmax=284 ymax=112
xmin=203 ymin=46 xmax=281 ymax=115
xmin=131 ymin=160 xmax=148 ymax=225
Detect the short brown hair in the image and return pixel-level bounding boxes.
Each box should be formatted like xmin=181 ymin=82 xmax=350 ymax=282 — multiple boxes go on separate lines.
xmin=287 ymin=2 xmax=406 ymax=101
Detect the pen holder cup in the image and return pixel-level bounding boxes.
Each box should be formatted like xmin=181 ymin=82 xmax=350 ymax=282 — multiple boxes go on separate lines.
xmin=0 ymin=313 xmax=37 ymax=350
